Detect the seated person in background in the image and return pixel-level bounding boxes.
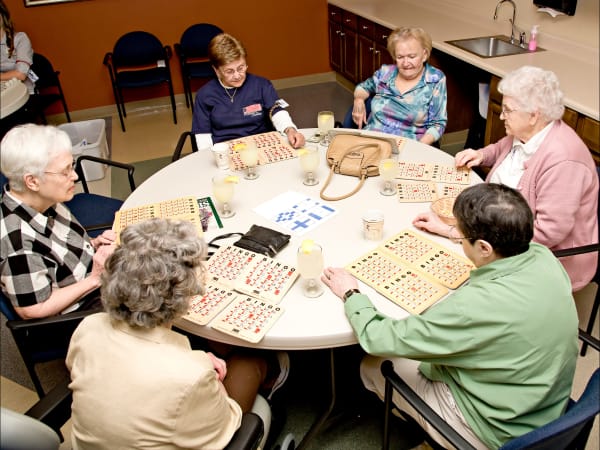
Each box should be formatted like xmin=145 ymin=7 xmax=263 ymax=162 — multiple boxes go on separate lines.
xmin=67 ymin=219 xmax=280 ymax=449
xmin=413 ymin=65 xmax=598 ymax=292
xmin=322 ymin=183 xmax=579 ymax=449
xmin=1 ymin=0 xmax=33 ymax=91
xmin=192 ymin=32 xmax=305 ymax=149
xmin=1 ymin=124 xmax=115 ymax=319
xmin=352 ymin=26 xmax=447 ymax=145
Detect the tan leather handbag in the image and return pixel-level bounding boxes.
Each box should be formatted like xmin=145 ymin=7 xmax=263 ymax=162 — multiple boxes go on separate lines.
xmin=319 ymin=133 xmax=393 ymax=201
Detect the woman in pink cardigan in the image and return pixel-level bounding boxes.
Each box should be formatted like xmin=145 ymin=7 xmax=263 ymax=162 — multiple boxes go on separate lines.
xmin=414 ymin=65 xmax=598 ymax=291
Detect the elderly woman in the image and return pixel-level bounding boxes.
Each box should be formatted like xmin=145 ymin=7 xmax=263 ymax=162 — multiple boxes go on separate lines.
xmin=413 ymin=65 xmax=598 ymax=291
xmin=192 ymin=32 xmax=305 ymax=149
xmin=352 ymin=26 xmax=447 ymax=145
xmin=66 ymin=218 xmax=281 ymax=449
xmin=0 ymin=124 xmax=115 ymax=319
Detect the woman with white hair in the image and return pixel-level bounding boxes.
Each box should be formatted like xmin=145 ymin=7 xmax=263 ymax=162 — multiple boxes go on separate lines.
xmin=0 ymin=124 xmax=115 ymax=319
xmin=414 ymin=65 xmax=598 ymax=291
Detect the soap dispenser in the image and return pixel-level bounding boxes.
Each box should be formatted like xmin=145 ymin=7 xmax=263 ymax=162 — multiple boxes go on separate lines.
xmin=529 ymin=25 xmax=539 ymax=51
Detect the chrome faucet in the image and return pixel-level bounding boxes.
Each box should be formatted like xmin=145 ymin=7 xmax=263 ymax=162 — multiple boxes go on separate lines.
xmin=494 ymin=0 xmax=518 ymax=44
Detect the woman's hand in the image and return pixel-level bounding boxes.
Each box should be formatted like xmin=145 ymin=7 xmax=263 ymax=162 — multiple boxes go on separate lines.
xmin=91 ymin=230 xmax=116 ymax=249
xmin=352 ymin=98 xmax=368 ymax=129
xmin=412 ymin=212 xmax=453 ymax=238
xmin=321 ymin=267 xmax=359 ymax=300
xmin=286 ymin=128 xmax=305 ymax=148
xmin=207 ymin=352 xmax=227 ymax=381
xmin=455 ymin=149 xmax=483 ymax=168
xmin=90 ymin=243 xmax=115 ymax=281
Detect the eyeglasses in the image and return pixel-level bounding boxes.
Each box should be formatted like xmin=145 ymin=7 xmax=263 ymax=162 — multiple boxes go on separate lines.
xmin=220 ymin=64 xmax=248 ymax=78
xmin=44 ymin=161 xmax=76 ymax=178
xmin=500 ymin=106 xmax=519 ymax=118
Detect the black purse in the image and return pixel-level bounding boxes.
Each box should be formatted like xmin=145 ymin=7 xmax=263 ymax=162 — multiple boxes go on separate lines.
xmin=208 ymin=225 xmax=291 ymax=258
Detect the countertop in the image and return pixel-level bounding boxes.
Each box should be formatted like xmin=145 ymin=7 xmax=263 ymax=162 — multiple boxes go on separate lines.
xmin=329 ymin=0 xmax=599 ymax=120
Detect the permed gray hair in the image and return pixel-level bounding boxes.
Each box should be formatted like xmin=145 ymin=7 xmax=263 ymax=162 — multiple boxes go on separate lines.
xmin=0 ymin=124 xmax=72 ymax=192
xmin=102 ymin=218 xmax=207 ymax=329
xmin=498 ymin=65 xmax=565 ymax=121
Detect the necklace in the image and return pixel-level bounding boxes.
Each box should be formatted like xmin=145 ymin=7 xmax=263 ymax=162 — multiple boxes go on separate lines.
xmin=224 ymin=87 xmax=238 ymax=103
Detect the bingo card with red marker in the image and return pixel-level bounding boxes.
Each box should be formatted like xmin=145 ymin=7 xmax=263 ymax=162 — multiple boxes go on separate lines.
xmin=226 ymin=132 xmax=298 ymax=170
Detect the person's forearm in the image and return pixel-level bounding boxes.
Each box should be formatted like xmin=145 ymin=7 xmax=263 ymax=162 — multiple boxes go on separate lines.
xmin=14 ymin=275 xmax=101 ymax=319
xmin=1 ymin=70 xmax=27 ymax=81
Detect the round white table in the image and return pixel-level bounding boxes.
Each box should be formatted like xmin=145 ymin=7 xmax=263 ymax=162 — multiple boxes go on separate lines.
xmin=122 ymin=129 xmax=481 ymax=350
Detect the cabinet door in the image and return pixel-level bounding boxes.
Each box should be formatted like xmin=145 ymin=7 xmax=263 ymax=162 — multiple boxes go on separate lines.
xmin=329 ymin=21 xmax=343 ymax=72
xmin=484 ymin=101 xmax=506 ymax=145
xmin=576 ymin=116 xmax=600 ymax=163
xmin=342 ymin=27 xmax=358 ymax=83
xmin=358 ymin=34 xmax=375 ymax=83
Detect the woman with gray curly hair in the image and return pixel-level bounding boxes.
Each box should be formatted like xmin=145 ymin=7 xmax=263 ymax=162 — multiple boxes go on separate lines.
xmin=66 ymin=218 xmax=281 ymax=449
xmin=414 ymin=65 xmax=598 ymax=292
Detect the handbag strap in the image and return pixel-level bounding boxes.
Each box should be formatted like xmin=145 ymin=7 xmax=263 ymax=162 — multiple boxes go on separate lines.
xmin=319 ymin=143 xmax=381 ymax=201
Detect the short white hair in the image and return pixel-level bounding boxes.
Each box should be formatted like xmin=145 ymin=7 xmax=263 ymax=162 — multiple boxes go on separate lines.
xmin=498 ymin=65 xmax=564 ymax=121
xmin=0 ymin=124 xmax=72 ymax=191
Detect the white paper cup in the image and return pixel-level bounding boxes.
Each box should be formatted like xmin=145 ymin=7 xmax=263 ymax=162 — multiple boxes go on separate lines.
xmin=362 ymin=210 xmax=384 ymax=240
xmin=211 ymin=142 xmax=230 ymax=169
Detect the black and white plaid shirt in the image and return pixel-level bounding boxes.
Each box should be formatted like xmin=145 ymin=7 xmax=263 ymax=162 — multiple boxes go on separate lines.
xmin=1 ymin=189 xmax=94 ymax=308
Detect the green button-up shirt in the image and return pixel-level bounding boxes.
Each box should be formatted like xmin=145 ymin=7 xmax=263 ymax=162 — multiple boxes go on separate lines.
xmin=345 ymin=242 xmax=578 ymax=449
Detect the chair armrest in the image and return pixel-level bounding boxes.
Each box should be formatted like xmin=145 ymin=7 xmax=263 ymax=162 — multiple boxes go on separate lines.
xmin=6 ymin=307 xmax=101 ymax=332
xmin=164 ymin=45 xmax=173 ymax=59
xmin=553 ymin=243 xmax=600 ymax=258
xmin=381 ymin=360 xmax=476 ymax=450
xmin=224 ymin=412 xmax=264 ymax=450
xmin=579 ymin=328 xmax=600 ymax=352
xmin=25 ymin=378 xmax=73 ymax=437
xmin=75 ymin=155 xmax=136 ymax=194
xmin=102 ymin=52 xmax=113 ymax=67
xmin=172 ymin=131 xmax=199 ymax=162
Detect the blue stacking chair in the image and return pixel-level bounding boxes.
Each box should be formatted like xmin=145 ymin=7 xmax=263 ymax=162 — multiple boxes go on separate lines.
xmin=175 ymin=23 xmax=223 ymax=110
xmin=381 ymin=330 xmax=600 ymax=450
xmin=103 ymin=31 xmax=177 ymax=132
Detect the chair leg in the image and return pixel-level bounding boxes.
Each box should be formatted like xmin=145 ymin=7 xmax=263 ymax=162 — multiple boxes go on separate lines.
xmin=115 ymin=87 xmax=126 ymax=132
xmin=168 ymin=80 xmax=177 ymax=125
xmin=183 ymin=75 xmax=190 ymax=108
xmin=581 ymin=288 xmax=599 ymax=356
xmin=383 ymin=378 xmax=393 ymax=450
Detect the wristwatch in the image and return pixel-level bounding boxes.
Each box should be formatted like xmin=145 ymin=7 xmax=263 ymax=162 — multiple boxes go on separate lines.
xmin=343 ymin=288 xmax=361 ymax=302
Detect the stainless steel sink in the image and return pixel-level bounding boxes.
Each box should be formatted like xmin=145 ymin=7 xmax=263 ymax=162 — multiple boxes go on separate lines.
xmin=445 ymin=35 xmax=542 ymax=58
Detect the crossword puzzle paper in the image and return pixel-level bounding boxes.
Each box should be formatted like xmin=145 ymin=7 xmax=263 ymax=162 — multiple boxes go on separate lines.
xmin=113 ymin=196 xmax=204 ymax=241
xmin=395 ymin=162 xmax=471 ymax=185
xmin=254 ymin=191 xmax=338 ymax=236
xmin=397 ymin=182 xmax=438 ymax=202
xmin=206 ymin=245 xmax=298 ymax=303
xmin=225 ymin=131 xmax=298 ymax=171
xmin=346 ymin=229 xmax=474 ymax=314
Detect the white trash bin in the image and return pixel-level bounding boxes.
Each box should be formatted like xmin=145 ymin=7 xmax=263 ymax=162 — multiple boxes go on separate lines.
xmin=58 ymin=119 xmax=109 ymax=181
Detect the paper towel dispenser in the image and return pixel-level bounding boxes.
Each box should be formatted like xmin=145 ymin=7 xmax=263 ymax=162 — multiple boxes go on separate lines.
xmin=533 ymin=0 xmax=577 ymax=16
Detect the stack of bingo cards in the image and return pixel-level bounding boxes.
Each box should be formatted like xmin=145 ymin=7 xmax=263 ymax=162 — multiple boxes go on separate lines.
xmin=393 ymin=161 xmax=471 ymax=203
xmin=346 ymin=229 xmax=474 ymax=314
xmin=226 ymin=131 xmax=298 ymax=170
xmin=181 ymin=245 xmax=297 ymax=343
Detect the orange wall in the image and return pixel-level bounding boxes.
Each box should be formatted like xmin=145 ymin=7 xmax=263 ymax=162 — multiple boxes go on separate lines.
xmin=6 ymin=0 xmax=330 ymax=111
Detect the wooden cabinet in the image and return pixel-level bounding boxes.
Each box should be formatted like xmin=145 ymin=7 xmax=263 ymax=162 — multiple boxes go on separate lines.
xmin=485 ymin=75 xmax=600 ymax=164
xmin=357 ymin=17 xmax=393 ymax=83
xmin=328 ymin=5 xmax=358 ymax=82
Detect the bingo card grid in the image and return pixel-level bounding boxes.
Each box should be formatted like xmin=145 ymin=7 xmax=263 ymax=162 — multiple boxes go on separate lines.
xmin=113 ymin=196 xmax=204 ymax=241
xmin=184 ymin=283 xmax=238 ymax=326
xmin=395 ymin=162 xmax=471 ymax=185
xmin=382 ymin=230 xmax=474 ymax=289
xmin=211 ymin=296 xmax=284 ymax=343
xmin=206 ymin=245 xmax=298 ymax=304
xmin=346 ymin=250 xmax=448 ymax=315
xmin=397 ymin=181 xmax=438 ymax=202
xmin=226 ymin=132 xmax=298 ymax=171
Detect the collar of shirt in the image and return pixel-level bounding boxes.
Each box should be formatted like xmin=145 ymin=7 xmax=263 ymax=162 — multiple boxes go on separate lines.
xmin=512 ymin=120 xmax=555 ymax=160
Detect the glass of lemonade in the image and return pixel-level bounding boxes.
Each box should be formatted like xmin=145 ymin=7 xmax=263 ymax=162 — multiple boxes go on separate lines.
xmin=317 ymin=111 xmax=335 ymax=146
xmin=298 ymin=146 xmax=320 ymax=186
xmin=378 ymin=158 xmax=398 ymax=196
xmin=297 ymin=240 xmax=324 ymax=298
xmin=212 ymin=174 xmax=237 ymax=218
xmin=237 ymin=141 xmax=259 ymax=180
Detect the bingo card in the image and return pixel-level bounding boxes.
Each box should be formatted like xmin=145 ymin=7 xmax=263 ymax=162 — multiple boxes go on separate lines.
xmin=113 ymin=196 xmax=204 ymax=241
xmin=184 ymin=283 xmax=238 ymax=326
xmin=211 ymin=295 xmax=284 ymax=343
xmin=381 ymin=230 xmax=473 ymax=289
xmin=397 ymin=181 xmax=438 ymax=202
xmin=438 ymin=183 xmax=467 ymax=198
xmin=225 ymin=131 xmax=298 ymax=170
xmin=395 ymin=162 xmax=471 ymax=185
xmin=206 ymin=245 xmax=298 ymax=303
xmin=346 ymin=249 xmax=448 ymax=315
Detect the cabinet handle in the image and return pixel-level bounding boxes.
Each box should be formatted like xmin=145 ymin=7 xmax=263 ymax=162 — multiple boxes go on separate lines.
xmin=374 ymin=50 xmax=380 ymax=54
xmin=362 ymin=25 xmax=369 ymax=30
xmin=382 ymin=35 xmax=388 ymax=39
xmin=336 ymin=30 xmax=341 ymax=35
xmin=331 ymin=12 xmax=337 ymax=16
xmin=369 ymin=47 xmax=374 ymax=52
xmin=340 ymin=32 xmax=345 ymax=37
xmin=345 ymin=19 xmax=351 ymax=23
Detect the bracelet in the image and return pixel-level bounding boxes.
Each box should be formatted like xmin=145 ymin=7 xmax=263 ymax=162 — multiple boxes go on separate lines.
xmin=343 ymin=288 xmax=361 ymax=302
